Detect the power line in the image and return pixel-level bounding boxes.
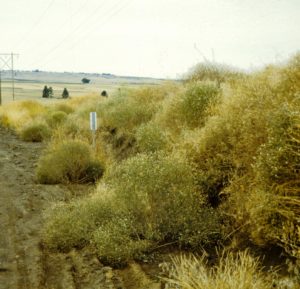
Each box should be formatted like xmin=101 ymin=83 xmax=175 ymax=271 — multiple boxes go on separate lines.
xmin=15 ymin=0 xmax=56 ymax=51
xmin=71 ymin=0 xmax=134 ymax=48
xmin=31 ymin=0 xmax=134 ymax=70
xmin=17 ymin=0 xmax=92 ymax=62
xmin=27 ymin=0 xmax=109 ymax=68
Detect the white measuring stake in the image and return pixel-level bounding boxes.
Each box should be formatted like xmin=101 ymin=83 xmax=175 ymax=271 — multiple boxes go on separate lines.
xmin=90 ymin=112 xmax=97 ymax=148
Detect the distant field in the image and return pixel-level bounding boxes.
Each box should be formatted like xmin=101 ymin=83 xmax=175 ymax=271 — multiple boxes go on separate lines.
xmin=0 ymin=80 xmax=121 ymax=104
xmin=0 ymin=70 xmax=165 ymax=105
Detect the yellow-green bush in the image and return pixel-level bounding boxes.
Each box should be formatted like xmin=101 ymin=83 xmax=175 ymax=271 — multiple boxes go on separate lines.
xmin=105 ymin=152 xmax=222 ymax=247
xmin=156 ymin=83 xmax=219 ymax=136
xmin=43 ymin=193 xmax=119 ymax=250
xmin=180 ymin=83 xmax=220 ymax=128
xmin=36 ymin=140 xmax=104 ymax=184
xmin=135 ymin=121 xmax=168 ymax=153
xmin=43 ymin=185 xmax=151 ymax=265
xmin=20 ymin=123 xmax=51 ymax=142
xmin=91 ymin=219 xmax=152 ymax=266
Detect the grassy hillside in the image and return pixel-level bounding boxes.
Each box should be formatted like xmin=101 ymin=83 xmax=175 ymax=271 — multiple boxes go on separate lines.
xmin=0 ymin=54 xmax=299 ymax=287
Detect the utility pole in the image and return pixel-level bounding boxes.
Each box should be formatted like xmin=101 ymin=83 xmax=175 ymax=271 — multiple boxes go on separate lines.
xmin=0 ymin=69 xmax=2 ymax=106
xmin=11 ymin=52 xmax=15 ymax=100
xmin=0 ymin=53 xmax=19 ymax=103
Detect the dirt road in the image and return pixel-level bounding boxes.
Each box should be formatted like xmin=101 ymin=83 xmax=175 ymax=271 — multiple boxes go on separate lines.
xmin=0 ymin=126 xmax=161 ymax=289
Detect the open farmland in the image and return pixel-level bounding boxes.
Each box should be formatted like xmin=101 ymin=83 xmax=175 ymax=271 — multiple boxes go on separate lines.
xmin=0 ymin=70 xmax=165 ymax=104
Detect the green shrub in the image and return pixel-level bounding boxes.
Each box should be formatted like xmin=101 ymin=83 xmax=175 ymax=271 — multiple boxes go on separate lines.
xmin=43 ymin=202 xmax=94 ymax=250
xmin=43 ymin=194 xmax=118 ymax=251
xmin=20 ymin=123 xmax=51 ymax=142
xmin=180 ymin=84 xmax=220 ymax=128
xmin=157 ymin=83 xmax=219 ymax=135
xmin=105 ymin=152 xmax=222 ymax=247
xmin=84 ymin=160 xmax=105 ymax=183
xmin=46 ymin=111 xmax=68 ymax=128
xmin=135 ymin=122 xmax=168 ymax=153
xmin=36 ymin=140 xmax=104 ymax=184
xmin=91 ymin=219 xmax=152 ymax=266
xmin=43 ymin=184 xmax=150 ymax=264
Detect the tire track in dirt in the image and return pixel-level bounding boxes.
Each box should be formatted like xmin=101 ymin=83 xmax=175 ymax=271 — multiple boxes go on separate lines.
xmin=0 ymin=127 xmax=79 ymax=289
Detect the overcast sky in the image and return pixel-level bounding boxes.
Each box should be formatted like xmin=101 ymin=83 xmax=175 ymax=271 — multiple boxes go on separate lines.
xmin=1 ymin=0 xmax=299 ymax=78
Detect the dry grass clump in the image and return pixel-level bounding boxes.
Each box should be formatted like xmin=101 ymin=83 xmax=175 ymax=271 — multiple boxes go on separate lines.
xmin=0 ymin=100 xmax=47 ymax=130
xmin=20 ymin=122 xmax=51 ymax=142
xmin=50 ymin=115 xmax=90 ymax=146
xmin=53 ymin=103 xmax=74 ymax=114
xmin=67 ymin=94 xmax=101 ymax=108
xmin=36 ymin=140 xmax=104 ymax=184
xmin=164 ymin=251 xmax=272 ymax=289
xmin=46 ymin=110 xmax=68 ymax=129
xmin=0 ymin=113 xmax=11 ymax=128
xmin=221 ymin=60 xmax=300 ymax=258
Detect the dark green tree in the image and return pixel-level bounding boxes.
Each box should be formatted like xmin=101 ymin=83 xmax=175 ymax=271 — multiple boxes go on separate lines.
xmin=62 ymin=88 xmax=69 ymax=99
xmin=48 ymin=87 xmax=53 ymax=98
xmin=101 ymin=90 xmax=108 ymax=97
xmin=81 ymin=77 xmax=90 ymax=84
xmin=42 ymin=85 xmax=49 ymax=98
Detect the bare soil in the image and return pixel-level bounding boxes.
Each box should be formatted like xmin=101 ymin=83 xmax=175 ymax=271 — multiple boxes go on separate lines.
xmin=0 ymin=126 xmax=161 ymax=289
